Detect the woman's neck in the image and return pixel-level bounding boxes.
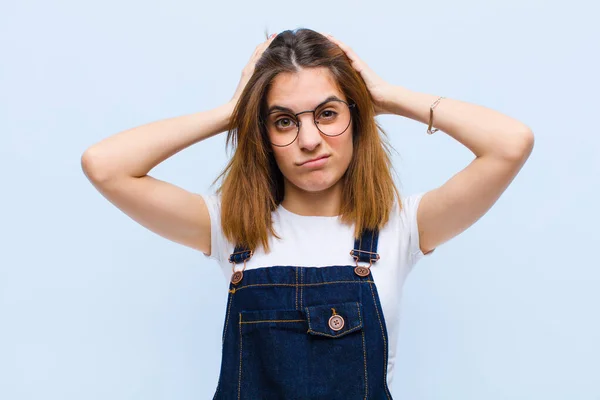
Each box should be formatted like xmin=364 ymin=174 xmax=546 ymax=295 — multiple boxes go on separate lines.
xmin=280 ymin=179 xmax=342 ymax=217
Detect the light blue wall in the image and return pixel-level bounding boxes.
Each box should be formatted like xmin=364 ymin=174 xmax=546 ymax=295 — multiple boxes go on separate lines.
xmin=1 ymin=0 xmax=598 ymax=398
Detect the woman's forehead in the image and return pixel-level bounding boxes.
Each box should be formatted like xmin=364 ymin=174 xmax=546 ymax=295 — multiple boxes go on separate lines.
xmin=266 ymin=68 xmax=345 ymax=111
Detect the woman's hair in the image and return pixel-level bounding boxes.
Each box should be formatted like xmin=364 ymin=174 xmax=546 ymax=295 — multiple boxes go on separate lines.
xmin=214 ymin=27 xmax=401 ymax=253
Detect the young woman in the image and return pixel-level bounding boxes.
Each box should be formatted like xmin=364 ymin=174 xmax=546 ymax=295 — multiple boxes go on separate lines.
xmin=82 ymin=28 xmax=534 ymax=399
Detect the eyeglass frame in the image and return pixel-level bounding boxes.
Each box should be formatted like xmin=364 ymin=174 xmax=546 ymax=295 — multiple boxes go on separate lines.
xmin=264 ymin=98 xmax=356 ymax=147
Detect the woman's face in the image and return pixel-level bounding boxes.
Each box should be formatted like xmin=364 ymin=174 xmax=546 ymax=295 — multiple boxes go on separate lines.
xmin=265 ymin=67 xmax=354 ymax=194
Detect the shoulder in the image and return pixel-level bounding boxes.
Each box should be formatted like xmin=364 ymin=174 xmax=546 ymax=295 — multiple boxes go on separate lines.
xmin=200 ymin=192 xmax=221 ymax=211
xmin=387 ymin=192 xmax=432 ymax=263
xmin=398 ymin=192 xmax=426 ymax=221
xmin=383 ymin=192 xmax=425 ymax=227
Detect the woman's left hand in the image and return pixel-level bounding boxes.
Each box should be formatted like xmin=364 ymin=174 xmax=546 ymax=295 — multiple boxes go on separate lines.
xmin=322 ymin=33 xmax=396 ymax=116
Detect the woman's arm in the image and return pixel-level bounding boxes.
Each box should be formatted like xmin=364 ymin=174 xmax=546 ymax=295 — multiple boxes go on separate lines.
xmin=82 ymin=104 xmax=233 ymax=182
xmin=81 ymin=103 xmax=233 ymax=254
xmin=388 ymin=87 xmax=535 ymax=254
xmin=81 ymin=34 xmax=277 ymax=255
xmin=322 ymin=33 xmax=534 ymax=255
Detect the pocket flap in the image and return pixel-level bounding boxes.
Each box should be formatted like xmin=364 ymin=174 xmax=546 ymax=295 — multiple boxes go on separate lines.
xmin=305 ymin=301 xmax=363 ymax=338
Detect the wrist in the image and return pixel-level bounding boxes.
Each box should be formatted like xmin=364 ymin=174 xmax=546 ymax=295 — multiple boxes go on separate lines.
xmin=387 ymin=85 xmax=414 ymax=118
xmin=388 ymin=86 xmax=441 ymax=126
xmin=221 ymin=101 xmax=235 ymax=126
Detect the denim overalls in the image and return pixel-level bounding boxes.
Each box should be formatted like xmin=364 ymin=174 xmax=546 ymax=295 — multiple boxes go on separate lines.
xmin=212 ymin=228 xmax=394 ymax=399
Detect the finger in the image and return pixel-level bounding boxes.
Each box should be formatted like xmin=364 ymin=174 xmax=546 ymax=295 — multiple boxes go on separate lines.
xmin=326 ymin=35 xmax=355 ymax=60
xmin=255 ymin=34 xmax=277 ymax=56
xmin=248 ymin=35 xmax=275 ymax=65
xmin=322 ymin=33 xmax=352 ymax=56
xmin=253 ymin=33 xmax=276 ymax=54
xmin=325 ymin=35 xmax=368 ymax=73
xmin=262 ymin=33 xmax=277 ymax=48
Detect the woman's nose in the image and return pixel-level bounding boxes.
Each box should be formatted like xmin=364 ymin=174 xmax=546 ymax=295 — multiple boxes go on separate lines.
xmin=296 ymin=114 xmax=322 ymax=151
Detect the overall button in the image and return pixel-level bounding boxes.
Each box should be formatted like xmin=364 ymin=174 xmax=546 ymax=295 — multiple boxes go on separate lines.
xmin=354 ymin=266 xmax=370 ymax=277
xmin=328 ymin=314 xmax=345 ymax=331
xmin=231 ymin=271 xmax=243 ymax=284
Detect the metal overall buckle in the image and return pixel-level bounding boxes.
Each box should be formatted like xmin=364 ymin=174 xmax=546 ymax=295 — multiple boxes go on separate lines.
xmin=349 ymin=249 xmax=380 ymax=277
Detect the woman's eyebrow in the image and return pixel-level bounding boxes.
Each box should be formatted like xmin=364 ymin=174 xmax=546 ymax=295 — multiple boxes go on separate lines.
xmin=267 ymin=95 xmax=343 ymax=115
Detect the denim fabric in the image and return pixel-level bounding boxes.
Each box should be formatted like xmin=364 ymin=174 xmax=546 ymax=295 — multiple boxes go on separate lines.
xmin=213 ymin=230 xmax=393 ymax=399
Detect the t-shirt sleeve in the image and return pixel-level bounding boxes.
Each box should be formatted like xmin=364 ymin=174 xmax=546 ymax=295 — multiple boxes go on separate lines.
xmin=200 ymin=193 xmax=227 ymax=263
xmin=401 ymin=192 xmax=435 ymax=266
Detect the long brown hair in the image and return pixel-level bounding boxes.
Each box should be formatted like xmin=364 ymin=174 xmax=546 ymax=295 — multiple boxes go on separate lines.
xmin=214 ymin=28 xmax=401 ymax=253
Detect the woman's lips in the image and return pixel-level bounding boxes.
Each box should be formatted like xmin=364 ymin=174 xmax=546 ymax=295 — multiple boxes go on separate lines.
xmin=300 ymin=155 xmax=330 ymax=168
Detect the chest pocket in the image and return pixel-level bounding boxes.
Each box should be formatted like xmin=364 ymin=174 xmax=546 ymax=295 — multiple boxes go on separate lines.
xmin=238 ymin=301 xmax=366 ymax=399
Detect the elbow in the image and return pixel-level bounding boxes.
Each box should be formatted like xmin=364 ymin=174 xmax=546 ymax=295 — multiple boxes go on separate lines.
xmin=501 ymin=128 xmax=535 ymax=162
xmin=81 ymin=147 xmax=114 ymax=185
xmin=81 ymin=148 xmax=100 ymax=183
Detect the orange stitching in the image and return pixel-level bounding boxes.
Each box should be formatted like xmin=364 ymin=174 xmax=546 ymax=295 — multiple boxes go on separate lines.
xmin=306 ymin=325 xmax=362 ymax=338
xmin=240 ymin=319 xmax=305 ymax=324
xmin=214 ymin=290 xmax=235 ymax=399
xmin=362 ymin=328 xmax=368 ymax=400
xmin=369 ymin=282 xmax=391 ymax=399
xmin=300 ymin=267 xmax=303 ymax=309
xmin=295 ymin=267 xmax=298 ymax=310
xmin=232 ymin=280 xmax=374 ymax=292
xmin=238 ymin=313 xmax=242 ymax=400
xmin=222 ymin=291 xmax=234 ymax=344
xmin=358 ymin=302 xmax=368 ymax=399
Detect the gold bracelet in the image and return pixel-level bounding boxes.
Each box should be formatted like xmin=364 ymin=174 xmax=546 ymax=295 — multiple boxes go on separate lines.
xmin=427 ymin=96 xmax=445 ymax=135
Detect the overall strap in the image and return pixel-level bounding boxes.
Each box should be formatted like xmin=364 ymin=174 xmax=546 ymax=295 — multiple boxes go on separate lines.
xmin=350 ymin=228 xmax=380 ymax=277
xmin=350 ymin=228 xmax=380 ymax=264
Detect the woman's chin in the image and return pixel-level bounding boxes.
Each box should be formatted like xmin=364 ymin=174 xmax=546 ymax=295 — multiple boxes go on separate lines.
xmin=291 ymin=175 xmax=342 ymax=193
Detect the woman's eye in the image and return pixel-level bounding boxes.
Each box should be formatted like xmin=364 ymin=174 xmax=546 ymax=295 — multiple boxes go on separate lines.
xmin=275 ymin=118 xmax=295 ymax=129
xmin=320 ymin=110 xmax=337 ymax=119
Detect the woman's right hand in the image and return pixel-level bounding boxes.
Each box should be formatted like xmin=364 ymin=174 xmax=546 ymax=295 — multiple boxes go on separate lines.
xmin=228 ymin=33 xmax=278 ymax=107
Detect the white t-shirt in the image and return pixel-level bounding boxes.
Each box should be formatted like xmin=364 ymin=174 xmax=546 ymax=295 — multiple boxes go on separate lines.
xmin=201 ymin=192 xmax=432 ymax=391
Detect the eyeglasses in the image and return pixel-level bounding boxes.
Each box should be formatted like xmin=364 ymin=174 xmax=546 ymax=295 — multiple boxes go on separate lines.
xmin=265 ymin=99 xmax=356 ymax=147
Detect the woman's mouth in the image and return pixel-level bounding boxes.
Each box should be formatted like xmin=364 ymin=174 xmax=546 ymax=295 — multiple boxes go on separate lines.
xmin=299 ymin=154 xmax=330 ymax=168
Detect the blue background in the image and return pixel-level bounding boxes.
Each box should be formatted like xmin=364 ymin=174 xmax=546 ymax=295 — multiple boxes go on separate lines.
xmin=1 ymin=0 xmax=598 ymax=398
